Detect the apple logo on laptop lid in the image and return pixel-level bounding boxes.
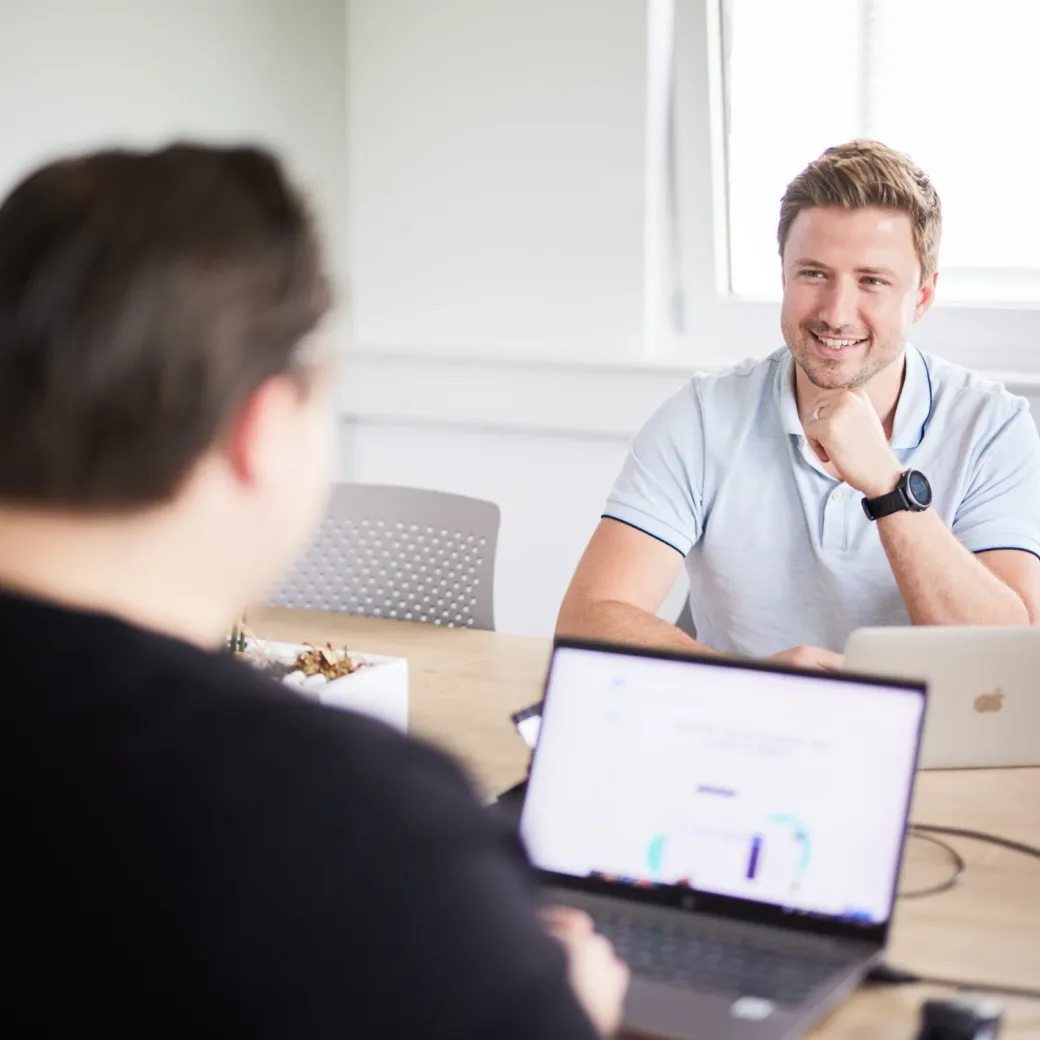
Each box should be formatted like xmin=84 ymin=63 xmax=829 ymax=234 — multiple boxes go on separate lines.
xmin=973 ymin=689 xmax=1005 ymax=714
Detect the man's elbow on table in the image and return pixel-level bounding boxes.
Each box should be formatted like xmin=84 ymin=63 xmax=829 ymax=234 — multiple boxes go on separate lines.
xmin=556 ymin=594 xmax=652 ymax=640
xmin=977 ymin=548 xmax=1040 ymax=627
xmin=556 ymin=519 xmax=699 ymax=652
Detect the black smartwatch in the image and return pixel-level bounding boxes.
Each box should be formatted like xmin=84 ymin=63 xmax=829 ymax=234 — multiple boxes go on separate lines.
xmin=862 ymin=469 xmax=932 ymax=521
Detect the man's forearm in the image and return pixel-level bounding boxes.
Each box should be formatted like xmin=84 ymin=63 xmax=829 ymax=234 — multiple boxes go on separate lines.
xmin=555 ymin=599 xmax=716 ymax=654
xmin=879 ymin=509 xmax=1029 ymax=625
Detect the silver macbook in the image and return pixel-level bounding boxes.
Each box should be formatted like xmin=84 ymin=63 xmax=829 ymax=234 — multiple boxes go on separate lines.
xmin=521 ymin=640 xmax=926 ymax=1040
xmin=844 ymin=625 xmax=1040 ymax=769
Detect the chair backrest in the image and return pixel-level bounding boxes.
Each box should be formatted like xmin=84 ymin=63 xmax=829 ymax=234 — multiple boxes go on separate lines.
xmin=269 ymin=483 xmax=500 ymax=630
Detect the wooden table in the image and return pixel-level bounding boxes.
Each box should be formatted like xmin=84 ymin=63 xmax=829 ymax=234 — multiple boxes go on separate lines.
xmin=250 ymin=608 xmax=1040 ymax=1038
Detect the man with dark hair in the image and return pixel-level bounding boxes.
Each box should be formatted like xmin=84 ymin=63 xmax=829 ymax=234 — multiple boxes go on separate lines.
xmin=1 ymin=145 xmax=627 ymax=1037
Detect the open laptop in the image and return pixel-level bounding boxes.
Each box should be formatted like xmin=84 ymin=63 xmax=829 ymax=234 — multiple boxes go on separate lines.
xmin=520 ymin=640 xmax=926 ymax=1040
xmin=844 ymin=625 xmax=1040 ymax=769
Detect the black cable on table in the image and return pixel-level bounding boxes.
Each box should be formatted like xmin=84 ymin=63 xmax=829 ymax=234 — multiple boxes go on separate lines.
xmin=866 ymin=964 xmax=1040 ymax=1001
xmin=899 ymin=830 xmax=965 ymax=898
xmin=898 ymin=822 xmax=1040 ymax=900
xmin=874 ymin=821 xmax=1040 ymax=1001
xmin=909 ymin=823 xmax=1040 ymax=862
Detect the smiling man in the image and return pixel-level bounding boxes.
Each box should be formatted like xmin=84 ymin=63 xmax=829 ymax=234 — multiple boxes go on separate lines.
xmin=557 ymin=140 xmax=1040 ymax=664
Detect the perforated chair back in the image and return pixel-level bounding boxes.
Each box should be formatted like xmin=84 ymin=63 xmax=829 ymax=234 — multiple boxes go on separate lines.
xmin=269 ymin=484 xmax=500 ymax=630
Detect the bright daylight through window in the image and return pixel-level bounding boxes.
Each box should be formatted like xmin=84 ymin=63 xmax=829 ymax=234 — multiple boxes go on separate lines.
xmin=721 ymin=0 xmax=1040 ymax=303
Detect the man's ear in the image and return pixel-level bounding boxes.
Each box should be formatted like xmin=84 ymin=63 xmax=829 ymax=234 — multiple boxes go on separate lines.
xmin=913 ymin=271 xmax=938 ymax=323
xmin=225 ymin=377 xmax=296 ymax=486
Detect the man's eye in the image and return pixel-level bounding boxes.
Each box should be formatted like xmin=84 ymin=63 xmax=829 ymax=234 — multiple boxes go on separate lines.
xmin=862 ymin=277 xmax=887 ymax=287
xmin=800 ymin=270 xmax=824 ymax=279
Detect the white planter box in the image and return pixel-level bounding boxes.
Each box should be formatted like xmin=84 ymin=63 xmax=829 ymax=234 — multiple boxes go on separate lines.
xmin=246 ymin=639 xmax=409 ymax=733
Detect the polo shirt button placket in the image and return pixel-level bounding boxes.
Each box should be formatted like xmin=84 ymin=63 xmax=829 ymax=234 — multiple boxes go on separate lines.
xmin=822 ymin=484 xmax=847 ymax=550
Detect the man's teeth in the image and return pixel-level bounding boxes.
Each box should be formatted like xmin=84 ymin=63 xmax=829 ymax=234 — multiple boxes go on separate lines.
xmin=816 ymin=335 xmax=864 ymax=350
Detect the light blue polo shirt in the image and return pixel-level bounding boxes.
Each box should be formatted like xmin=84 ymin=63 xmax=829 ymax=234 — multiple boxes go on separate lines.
xmin=604 ymin=346 xmax=1040 ymax=657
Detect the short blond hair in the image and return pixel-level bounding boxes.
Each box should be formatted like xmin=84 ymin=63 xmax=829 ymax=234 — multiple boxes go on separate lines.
xmin=777 ymin=139 xmax=942 ymax=283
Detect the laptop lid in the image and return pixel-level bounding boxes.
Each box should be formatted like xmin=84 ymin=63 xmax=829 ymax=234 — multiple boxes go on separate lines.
xmin=844 ymin=625 xmax=1040 ymax=769
xmin=520 ymin=640 xmax=926 ymax=945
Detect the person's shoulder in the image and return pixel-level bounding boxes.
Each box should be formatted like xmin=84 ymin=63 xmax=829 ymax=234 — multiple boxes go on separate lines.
xmin=629 ymin=350 xmax=784 ymax=461
xmin=670 ymin=349 xmax=786 ymax=442
xmin=922 ymin=350 xmax=1030 ymax=428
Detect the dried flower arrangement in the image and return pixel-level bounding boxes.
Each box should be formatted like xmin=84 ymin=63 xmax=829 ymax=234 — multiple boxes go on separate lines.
xmin=227 ymin=614 xmax=367 ymax=685
xmin=224 ymin=615 xmax=408 ymax=731
xmin=295 ymin=643 xmax=364 ymax=680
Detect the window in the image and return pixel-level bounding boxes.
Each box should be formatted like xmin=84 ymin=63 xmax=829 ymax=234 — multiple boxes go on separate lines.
xmin=721 ymin=0 xmax=1040 ymax=303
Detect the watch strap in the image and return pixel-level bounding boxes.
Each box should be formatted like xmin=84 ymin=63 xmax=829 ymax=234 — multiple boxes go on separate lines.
xmin=861 ymin=485 xmax=909 ymax=521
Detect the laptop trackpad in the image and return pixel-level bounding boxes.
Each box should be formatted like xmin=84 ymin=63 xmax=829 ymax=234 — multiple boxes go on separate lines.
xmin=625 ymin=978 xmax=799 ymax=1040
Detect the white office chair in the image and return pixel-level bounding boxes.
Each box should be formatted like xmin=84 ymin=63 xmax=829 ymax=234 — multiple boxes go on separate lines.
xmin=269 ymin=483 xmax=500 ymax=630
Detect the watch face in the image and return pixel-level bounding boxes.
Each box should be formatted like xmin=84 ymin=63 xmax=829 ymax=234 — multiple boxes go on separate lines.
xmin=907 ymin=470 xmax=932 ymax=508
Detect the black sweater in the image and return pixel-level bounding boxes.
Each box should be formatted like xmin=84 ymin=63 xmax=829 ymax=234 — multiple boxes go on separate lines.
xmin=2 ymin=588 xmax=597 ymax=1039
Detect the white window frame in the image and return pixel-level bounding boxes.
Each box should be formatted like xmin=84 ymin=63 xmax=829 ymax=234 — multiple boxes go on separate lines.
xmin=665 ymin=0 xmax=1040 ymax=374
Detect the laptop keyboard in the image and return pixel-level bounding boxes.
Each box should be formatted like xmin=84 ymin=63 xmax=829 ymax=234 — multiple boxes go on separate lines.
xmin=591 ymin=909 xmax=852 ymax=1006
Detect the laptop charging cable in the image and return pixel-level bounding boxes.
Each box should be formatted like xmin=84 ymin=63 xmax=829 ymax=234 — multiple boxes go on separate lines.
xmin=898 ymin=829 xmax=966 ymax=899
xmin=909 ymin=823 xmax=1040 ymax=865
xmin=897 ymin=822 xmax=1040 ymax=904
xmin=865 ymin=963 xmax=1040 ymax=1001
xmin=865 ymin=822 xmax=1040 ymax=1003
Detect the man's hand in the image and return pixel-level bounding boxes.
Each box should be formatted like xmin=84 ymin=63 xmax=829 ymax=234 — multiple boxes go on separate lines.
xmin=805 ymin=390 xmax=902 ymax=498
xmin=767 ymin=645 xmax=844 ymax=671
xmin=542 ymin=907 xmax=630 ymax=1036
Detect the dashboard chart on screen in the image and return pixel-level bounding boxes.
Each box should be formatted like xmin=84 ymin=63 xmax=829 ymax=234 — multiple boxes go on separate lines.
xmin=522 ymin=647 xmax=923 ymax=925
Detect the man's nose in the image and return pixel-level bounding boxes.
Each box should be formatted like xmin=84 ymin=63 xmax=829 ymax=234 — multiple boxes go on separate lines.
xmin=817 ymin=279 xmax=859 ymax=331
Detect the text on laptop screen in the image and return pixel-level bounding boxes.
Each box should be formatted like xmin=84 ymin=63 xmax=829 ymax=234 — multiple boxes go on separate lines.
xmin=521 ymin=647 xmax=924 ymax=925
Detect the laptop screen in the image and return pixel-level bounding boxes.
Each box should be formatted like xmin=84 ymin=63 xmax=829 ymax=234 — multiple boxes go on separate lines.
xmin=521 ymin=645 xmax=925 ymax=927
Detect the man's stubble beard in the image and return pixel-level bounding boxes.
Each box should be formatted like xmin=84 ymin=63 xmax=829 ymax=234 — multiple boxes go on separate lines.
xmin=781 ymin=319 xmax=899 ymax=392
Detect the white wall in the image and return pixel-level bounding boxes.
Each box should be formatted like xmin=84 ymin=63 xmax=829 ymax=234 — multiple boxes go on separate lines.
xmin=0 ymin=0 xmax=349 ymax=317
xmin=347 ymin=0 xmax=649 ymax=361
xmin=341 ymin=0 xmax=671 ymax=635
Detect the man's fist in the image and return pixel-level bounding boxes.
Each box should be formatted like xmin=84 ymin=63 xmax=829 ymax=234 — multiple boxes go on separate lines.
xmin=805 ymin=390 xmax=902 ymax=498
xmin=767 ymin=645 xmax=844 ymax=671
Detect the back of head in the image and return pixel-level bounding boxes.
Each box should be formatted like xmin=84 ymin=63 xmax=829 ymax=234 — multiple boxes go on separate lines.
xmin=778 ymin=139 xmax=942 ymax=284
xmin=0 ymin=143 xmax=329 ymax=508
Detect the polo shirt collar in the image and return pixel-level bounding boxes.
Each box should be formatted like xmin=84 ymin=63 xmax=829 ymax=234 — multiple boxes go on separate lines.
xmin=778 ymin=351 xmax=803 ymax=437
xmin=889 ymin=345 xmax=933 ymax=449
xmin=776 ymin=345 xmax=932 ymax=449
